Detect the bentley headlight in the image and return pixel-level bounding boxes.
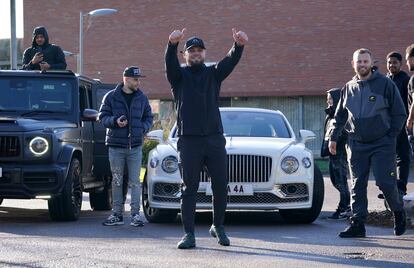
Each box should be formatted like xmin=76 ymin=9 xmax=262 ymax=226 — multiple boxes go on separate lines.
xmin=29 ymin=137 xmax=49 ymax=156
xmin=281 ymin=156 xmax=299 ymax=174
xmin=302 ymin=157 xmax=312 ymax=168
xmin=161 ymin=156 xmax=178 ymax=173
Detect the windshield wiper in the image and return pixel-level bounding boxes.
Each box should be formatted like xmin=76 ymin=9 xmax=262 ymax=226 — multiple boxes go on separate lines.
xmin=20 ymin=110 xmax=62 ymax=117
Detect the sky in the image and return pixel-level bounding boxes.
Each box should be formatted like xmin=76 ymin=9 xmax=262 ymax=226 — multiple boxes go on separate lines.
xmin=0 ymin=0 xmax=24 ymax=39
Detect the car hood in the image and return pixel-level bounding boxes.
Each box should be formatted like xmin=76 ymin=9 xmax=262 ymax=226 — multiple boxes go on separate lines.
xmin=167 ymin=137 xmax=295 ymax=155
xmin=0 ymin=117 xmax=76 ymax=132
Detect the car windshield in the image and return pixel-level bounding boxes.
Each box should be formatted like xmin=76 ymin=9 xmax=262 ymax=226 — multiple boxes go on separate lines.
xmin=0 ymin=77 xmax=73 ymax=114
xmin=221 ymin=111 xmax=291 ymax=138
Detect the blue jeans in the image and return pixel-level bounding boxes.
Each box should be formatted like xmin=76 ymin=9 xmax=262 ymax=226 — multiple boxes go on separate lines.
xmin=108 ymin=146 xmax=142 ymax=216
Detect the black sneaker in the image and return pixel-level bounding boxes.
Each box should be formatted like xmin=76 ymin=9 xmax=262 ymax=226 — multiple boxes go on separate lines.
xmin=177 ymin=233 xmax=196 ymax=249
xmin=130 ymin=214 xmax=145 ymax=227
xmin=338 ymin=220 xmax=366 ymax=238
xmin=209 ymin=225 xmax=230 ymax=246
xmin=394 ymin=210 xmax=407 ymax=236
xmin=328 ymin=207 xmax=350 ymax=220
xmin=102 ymin=214 xmax=124 ymax=226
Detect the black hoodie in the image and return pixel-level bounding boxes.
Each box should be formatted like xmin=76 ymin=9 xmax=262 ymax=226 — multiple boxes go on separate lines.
xmin=22 ymin=26 xmax=67 ymax=70
xmin=321 ymin=88 xmax=347 ymax=157
xmin=165 ymin=42 xmax=243 ymax=136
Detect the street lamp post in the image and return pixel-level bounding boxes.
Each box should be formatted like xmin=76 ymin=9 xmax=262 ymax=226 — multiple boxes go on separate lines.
xmin=78 ymin=8 xmax=117 ymax=75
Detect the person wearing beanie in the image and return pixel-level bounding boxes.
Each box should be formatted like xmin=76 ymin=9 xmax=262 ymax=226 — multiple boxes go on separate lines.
xmin=22 ymin=26 xmax=67 ymax=71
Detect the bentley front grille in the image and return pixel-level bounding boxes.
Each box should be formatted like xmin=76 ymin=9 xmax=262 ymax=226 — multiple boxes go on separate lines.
xmin=200 ymin=154 xmax=272 ymax=183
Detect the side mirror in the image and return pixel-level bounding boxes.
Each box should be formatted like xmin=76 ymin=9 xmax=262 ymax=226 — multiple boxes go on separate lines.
xmin=146 ymin=129 xmax=164 ymax=143
xmin=299 ymin=129 xmax=316 ymax=144
xmin=81 ymin=109 xmax=98 ymax=121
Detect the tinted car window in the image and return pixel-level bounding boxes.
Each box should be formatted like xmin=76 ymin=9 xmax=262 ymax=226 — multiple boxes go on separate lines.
xmin=0 ymin=77 xmax=73 ymax=112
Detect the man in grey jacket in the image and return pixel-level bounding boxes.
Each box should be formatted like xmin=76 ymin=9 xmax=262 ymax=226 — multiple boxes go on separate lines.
xmin=329 ymin=48 xmax=407 ymax=238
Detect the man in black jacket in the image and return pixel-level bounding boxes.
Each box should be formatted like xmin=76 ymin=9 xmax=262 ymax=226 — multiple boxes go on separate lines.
xmin=99 ymin=66 xmax=153 ymax=227
xmin=385 ymin=51 xmax=411 ymax=197
xmin=165 ymin=28 xmax=248 ymax=249
xmin=22 ymin=26 xmax=67 ymax=71
xmin=329 ymin=48 xmax=407 ymax=238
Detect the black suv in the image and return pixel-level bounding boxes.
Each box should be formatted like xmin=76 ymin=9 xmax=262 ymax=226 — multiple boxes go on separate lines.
xmin=0 ymin=70 xmax=116 ymax=221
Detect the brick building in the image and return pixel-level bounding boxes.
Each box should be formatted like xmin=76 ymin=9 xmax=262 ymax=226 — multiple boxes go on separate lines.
xmin=23 ymin=0 xmax=414 ymax=154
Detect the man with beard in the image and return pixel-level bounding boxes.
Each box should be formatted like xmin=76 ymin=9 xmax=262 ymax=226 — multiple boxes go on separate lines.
xmin=329 ymin=48 xmax=407 ymax=238
xmin=165 ymin=28 xmax=248 ymax=249
xmin=99 ymin=66 xmax=153 ymax=227
xmin=385 ymin=52 xmax=411 ymax=197
xmin=22 ymin=26 xmax=66 ymax=71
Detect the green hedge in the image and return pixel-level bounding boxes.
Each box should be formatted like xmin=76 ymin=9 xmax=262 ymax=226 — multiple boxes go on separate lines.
xmin=142 ymin=140 xmax=159 ymax=167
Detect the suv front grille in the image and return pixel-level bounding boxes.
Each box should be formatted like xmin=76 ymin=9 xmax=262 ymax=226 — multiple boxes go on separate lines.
xmin=0 ymin=136 xmax=20 ymax=157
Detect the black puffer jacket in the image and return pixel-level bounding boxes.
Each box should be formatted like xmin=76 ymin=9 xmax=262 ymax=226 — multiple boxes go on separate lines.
xmin=99 ymin=83 xmax=153 ymax=149
xmin=22 ymin=26 xmax=67 ymax=70
xmin=321 ymin=88 xmax=348 ymax=157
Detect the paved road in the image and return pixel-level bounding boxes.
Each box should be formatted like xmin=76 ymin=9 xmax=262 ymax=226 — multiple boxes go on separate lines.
xmin=0 ymin=176 xmax=413 ymax=268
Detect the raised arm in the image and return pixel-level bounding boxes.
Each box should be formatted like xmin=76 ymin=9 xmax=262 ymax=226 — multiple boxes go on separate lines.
xmin=165 ymin=28 xmax=186 ymax=85
xmin=215 ymin=28 xmax=248 ymax=82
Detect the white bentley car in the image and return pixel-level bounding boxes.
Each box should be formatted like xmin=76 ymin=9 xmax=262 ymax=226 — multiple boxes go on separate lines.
xmin=142 ymin=107 xmax=324 ymax=223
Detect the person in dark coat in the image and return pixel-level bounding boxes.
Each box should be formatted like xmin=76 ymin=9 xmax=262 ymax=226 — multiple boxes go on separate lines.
xmin=165 ymin=28 xmax=248 ymax=249
xmin=321 ymin=88 xmax=351 ymax=220
xmin=22 ymin=26 xmax=67 ymax=71
xmin=99 ymin=66 xmax=153 ymax=227
xmin=385 ymin=51 xmax=411 ymax=197
xmin=330 ymin=48 xmax=407 ymax=238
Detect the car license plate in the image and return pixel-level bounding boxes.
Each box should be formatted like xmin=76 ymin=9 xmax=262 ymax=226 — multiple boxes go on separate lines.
xmin=206 ymin=183 xmax=253 ymax=196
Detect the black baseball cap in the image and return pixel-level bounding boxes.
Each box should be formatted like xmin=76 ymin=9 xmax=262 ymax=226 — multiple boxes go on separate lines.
xmin=123 ymin=66 xmax=145 ymax=77
xmin=183 ymin=37 xmax=206 ymax=51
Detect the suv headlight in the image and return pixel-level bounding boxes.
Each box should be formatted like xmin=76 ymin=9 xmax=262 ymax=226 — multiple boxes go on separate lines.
xmin=161 ymin=156 xmax=178 ymax=173
xmin=281 ymin=156 xmax=299 ymax=174
xmin=29 ymin=136 xmax=49 ymax=156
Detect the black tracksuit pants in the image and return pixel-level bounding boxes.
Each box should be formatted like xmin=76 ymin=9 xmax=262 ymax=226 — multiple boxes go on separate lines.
xmin=396 ymin=128 xmax=411 ymax=195
xmin=346 ymin=134 xmax=404 ymax=222
xmin=177 ymin=134 xmax=228 ymax=234
xmin=329 ymin=153 xmax=350 ymax=210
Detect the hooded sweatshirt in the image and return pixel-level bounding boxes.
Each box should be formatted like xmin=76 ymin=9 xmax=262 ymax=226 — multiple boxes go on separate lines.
xmin=22 ymin=26 xmax=67 ymax=70
xmin=331 ymin=70 xmax=406 ymax=143
xmin=321 ymin=88 xmax=347 ymax=157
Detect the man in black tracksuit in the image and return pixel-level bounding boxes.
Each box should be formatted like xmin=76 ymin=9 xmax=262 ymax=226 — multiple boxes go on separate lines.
xmin=386 ymin=52 xmax=411 ymax=196
xmin=165 ymin=28 xmax=248 ymax=249
xmin=22 ymin=26 xmax=67 ymax=71
xmin=321 ymin=88 xmax=350 ymax=220
xmin=329 ymin=48 xmax=407 ymax=238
